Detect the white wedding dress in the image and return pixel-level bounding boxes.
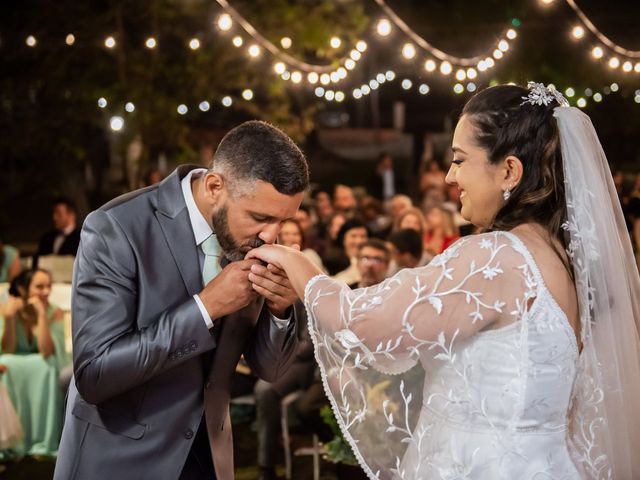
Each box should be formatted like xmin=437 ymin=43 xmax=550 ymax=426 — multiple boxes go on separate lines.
xmin=305 ymin=231 xmax=590 ymax=479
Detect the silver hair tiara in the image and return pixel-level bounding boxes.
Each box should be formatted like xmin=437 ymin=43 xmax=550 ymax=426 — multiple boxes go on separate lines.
xmin=521 ymin=81 xmax=569 ymax=107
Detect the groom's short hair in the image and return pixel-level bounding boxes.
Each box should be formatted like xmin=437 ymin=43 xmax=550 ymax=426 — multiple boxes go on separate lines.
xmin=210 ymin=120 xmax=309 ymax=197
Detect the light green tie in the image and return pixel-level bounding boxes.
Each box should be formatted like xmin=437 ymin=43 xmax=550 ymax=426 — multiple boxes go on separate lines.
xmin=201 ymin=234 xmax=222 ymax=285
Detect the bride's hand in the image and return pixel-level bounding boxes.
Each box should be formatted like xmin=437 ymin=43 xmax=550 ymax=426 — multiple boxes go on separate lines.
xmin=245 ymin=243 xmax=298 ymax=270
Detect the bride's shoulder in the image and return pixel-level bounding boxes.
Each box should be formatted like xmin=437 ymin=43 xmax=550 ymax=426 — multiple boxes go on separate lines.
xmin=431 ymin=231 xmax=529 ymax=270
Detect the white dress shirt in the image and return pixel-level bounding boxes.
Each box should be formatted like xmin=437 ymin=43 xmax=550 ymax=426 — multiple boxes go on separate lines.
xmin=180 ymin=169 xmax=290 ymax=331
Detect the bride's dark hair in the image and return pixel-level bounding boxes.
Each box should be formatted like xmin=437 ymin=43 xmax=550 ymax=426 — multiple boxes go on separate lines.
xmin=462 ymin=85 xmax=571 ymax=277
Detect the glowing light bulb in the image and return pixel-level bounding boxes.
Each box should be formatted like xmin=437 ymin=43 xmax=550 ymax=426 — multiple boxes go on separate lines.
xmin=419 ymin=84 xmax=430 ymax=95
xmin=291 ymin=71 xmax=302 ymax=84
xmin=592 ymin=46 xmax=603 ymax=59
xmin=493 ymin=49 xmax=504 ymax=59
xmin=608 ymin=57 xmax=620 ymax=69
xmin=593 ymin=93 xmax=602 ymax=102
xmin=110 ymin=116 xmax=124 ymax=130
xmin=125 ymin=102 xmax=135 ymax=112
xmin=314 ymin=87 xmax=325 ymax=98
xmin=217 ymin=13 xmax=232 ymax=31
xmin=177 ymin=105 xmax=188 ymax=115
xmin=330 ymin=37 xmax=341 ymax=49
xmin=320 ymin=74 xmax=331 ymax=85
xmin=577 ymin=98 xmax=587 ymax=108
xmin=232 ymin=36 xmax=243 ymax=47
xmin=242 ymin=89 xmax=253 ymax=100
xmin=402 ymin=43 xmax=416 ymax=59
xmin=635 ymin=62 xmax=640 ymax=73
xmin=506 ymin=29 xmax=517 ymax=40
xmin=377 ymin=19 xmax=392 ymax=37
xmin=565 ymin=87 xmax=575 ymax=97
xmin=353 ymin=89 xmax=362 ymax=99
xmin=350 ymin=50 xmax=361 ymax=61
xmin=440 ymin=61 xmax=452 ymax=75
xmin=335 ymin=91 xmax=345 ymax=102
xmin=385 ymin=71 xmax=395 ymax=81
xmin=248 ymin=44 xmax=261 ymax=58
xmin=307 ymin=72 xmax=319 ymax=84
xmin=401 ymin=79 xmax=412 ymax=90
xmin=356 ymin=41 xmax=367 ymax=52
xmin=453 ymin=83 xmax=464 ymax=94
xmin=623 ymin=61 xmax=633 ymax=72
xmin=222 ymin=96 xmax=232 ymax=107
xmin=572 ymin=26 xmax=585 ymax=39
xmin=467 ymin=68 xmax=477 ymax=79
xmin=105 ymin=36 xmax=116 ymax=48
xmin=97 ymin=98 xmax=107 ymax=108
xmin=190 ymin=38 xmax=201 ymax=50
xmin=325 ymin=90 xmax=335 ymax=101
xmin=26 ymin=35 xmax=37 ymax=47
xmin=345 ymin=59 xmax=356 ymax=70
xmin=145 ymin=37 xmax=157 ymax=49
xmin=199 ymin=101 xmax=210 ymax=112
xmin=498 ymin=40 xmax=509 ymax=51
xmin=455 ymin=69 xmax=466 ymax=81
xmin=274 ymin=62 xmax=286 ymax=74
xmin=424 ymin=59 xmax=436 ymax=72
xmin=280 ymin=37 xmax=292 ymax=49
xmin=65 ymin=34 xmax=75 ymax=46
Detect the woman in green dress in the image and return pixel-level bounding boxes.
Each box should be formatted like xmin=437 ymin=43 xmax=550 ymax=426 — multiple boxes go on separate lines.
xmin=0 ymin=268 xmax=69 ymax=457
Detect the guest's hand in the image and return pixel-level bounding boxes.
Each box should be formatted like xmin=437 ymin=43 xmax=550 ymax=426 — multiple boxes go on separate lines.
xmin=199 ymin=259 xmax=261 ymax=319
xmin=28 ymin=296 xmax=47 ymax=319
xmin=248 ymin=262 xmax=298 ymax=317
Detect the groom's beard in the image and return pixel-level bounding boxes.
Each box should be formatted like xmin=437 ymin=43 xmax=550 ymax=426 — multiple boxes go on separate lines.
xmin=211 ymin=203 xmax=264 ymax=262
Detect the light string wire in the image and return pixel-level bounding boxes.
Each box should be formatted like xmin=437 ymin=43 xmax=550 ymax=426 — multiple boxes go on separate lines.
xmin=372 ymin=0 xmax=515 ymax=66
xmin=565 ymin=0 xmax=640 ymax=58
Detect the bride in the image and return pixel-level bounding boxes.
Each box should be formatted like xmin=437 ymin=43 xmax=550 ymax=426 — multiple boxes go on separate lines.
xmin=247 ymin=83 xmax=640 ymax=479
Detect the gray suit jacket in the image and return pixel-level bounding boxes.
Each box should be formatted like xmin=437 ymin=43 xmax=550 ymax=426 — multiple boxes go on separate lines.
xmin=54 ymin=166 xmax=298 ymax=480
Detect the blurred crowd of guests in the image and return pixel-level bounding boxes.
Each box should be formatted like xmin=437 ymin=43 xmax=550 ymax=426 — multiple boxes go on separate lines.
xmin=1 ymin=156 xmax=639 ymax=478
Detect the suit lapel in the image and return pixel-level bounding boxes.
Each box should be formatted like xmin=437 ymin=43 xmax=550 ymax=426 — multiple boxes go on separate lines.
xmin=154 ymin=165 xmax=203 ymax=297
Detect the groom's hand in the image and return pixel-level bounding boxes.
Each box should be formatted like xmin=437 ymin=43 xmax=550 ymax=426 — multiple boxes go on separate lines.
xmin=248 ymin=262 xmax=297 ymax=318
xmin=199 ymin=259 xmax=260 ymax=319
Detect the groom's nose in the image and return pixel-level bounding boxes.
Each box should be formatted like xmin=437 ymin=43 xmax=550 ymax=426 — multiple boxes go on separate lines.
xmin=258 ymin=223 xmax=280 ymax=244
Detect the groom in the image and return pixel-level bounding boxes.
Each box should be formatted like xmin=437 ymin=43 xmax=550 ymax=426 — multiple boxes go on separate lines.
xmin=54 ymin=121 xmax=309 ymax=479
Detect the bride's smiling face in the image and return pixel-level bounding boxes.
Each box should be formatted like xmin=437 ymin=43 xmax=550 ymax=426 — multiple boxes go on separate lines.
xmin=446 ymin=115 xmax=507 ymax=229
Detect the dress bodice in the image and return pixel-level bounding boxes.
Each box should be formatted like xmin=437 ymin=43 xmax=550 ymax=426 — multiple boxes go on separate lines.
xmin=423 ymin=282 xmax=579 ymax=434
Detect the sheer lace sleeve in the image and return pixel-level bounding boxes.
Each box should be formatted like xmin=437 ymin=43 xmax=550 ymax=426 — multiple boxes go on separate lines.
xmin=304 ymin=232 xmax=539 ymax=479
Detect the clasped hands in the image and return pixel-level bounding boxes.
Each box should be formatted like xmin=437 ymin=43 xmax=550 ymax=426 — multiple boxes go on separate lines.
xmin=198 ymin=244 xmax=298 ymax=320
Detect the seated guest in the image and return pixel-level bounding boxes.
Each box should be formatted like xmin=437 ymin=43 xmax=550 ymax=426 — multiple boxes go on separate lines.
xmin=0 ymin=233 xmax=21 ymax=283
xmin=33 ymin=197 xmax=80 ymax=268
xmin=331 ymin=219 xmax=369 ymax=285
xmin=254 ymin=302 xmax=315 ymax=480
xmin=349 ymin=239 xmax=390 ymax=289
xmin=279 ymin=219 xmax=324 ymax=272
xmin=423 ymin=205 xmax=460 ymax=256
xmin=387 ymin=228 xmax=432 ymax=276
xmin=0 ymin=269 xmax=70 ymax=457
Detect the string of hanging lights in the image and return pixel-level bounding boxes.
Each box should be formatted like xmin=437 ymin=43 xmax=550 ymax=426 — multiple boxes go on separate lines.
xmin=541 ymin=0 xmax=640 ymax=73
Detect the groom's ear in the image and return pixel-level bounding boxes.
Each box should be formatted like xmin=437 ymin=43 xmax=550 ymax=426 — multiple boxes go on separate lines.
xmin=203 ymin=173 xmax=226 ymax=204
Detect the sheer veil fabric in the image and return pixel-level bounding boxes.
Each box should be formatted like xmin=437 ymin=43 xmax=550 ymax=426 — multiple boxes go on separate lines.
xmin=554 ymin=107 xmax=640 ymax=479
xmin=303 ymin=106 xmax=640 ymax=479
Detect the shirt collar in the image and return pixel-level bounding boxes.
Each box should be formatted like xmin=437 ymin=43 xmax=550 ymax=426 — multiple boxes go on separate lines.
xmin=180 ymin=168 xmax=213 ymax=246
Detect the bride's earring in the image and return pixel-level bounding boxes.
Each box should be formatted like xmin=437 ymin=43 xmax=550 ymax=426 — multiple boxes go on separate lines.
xmin=503 ymin=188 xmax=511 ymax=201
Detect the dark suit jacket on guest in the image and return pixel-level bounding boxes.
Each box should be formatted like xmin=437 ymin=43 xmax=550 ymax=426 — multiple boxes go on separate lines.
xmin=54 ymin=166 xmax=298 ymax=480
xmin=33 ymin=228 xmax=81 ymax=266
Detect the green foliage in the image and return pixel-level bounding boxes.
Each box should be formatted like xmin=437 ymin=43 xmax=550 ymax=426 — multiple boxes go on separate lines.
xmin=319 ymin=405 xmax=358 ymax=465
